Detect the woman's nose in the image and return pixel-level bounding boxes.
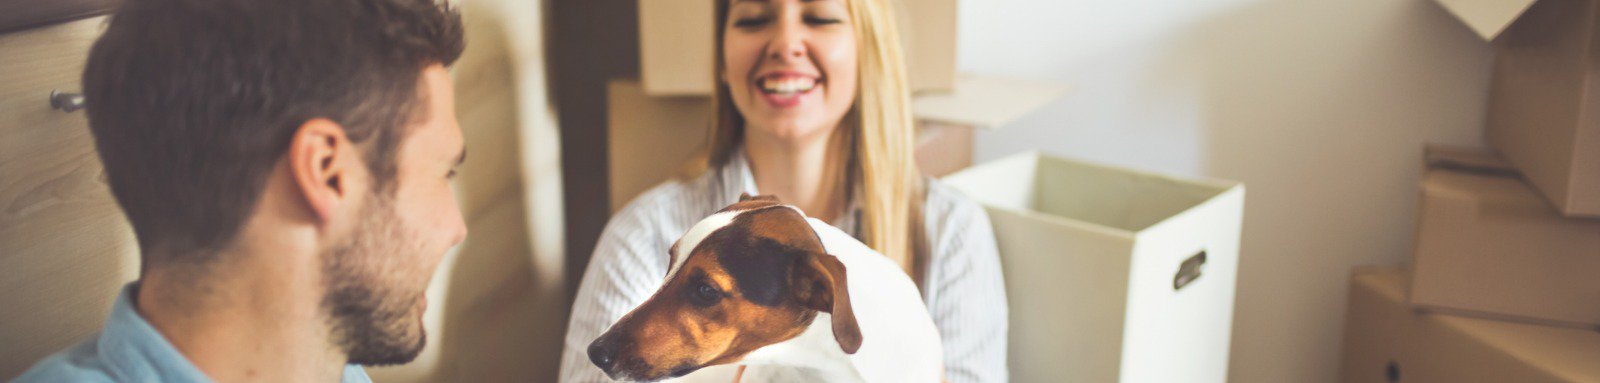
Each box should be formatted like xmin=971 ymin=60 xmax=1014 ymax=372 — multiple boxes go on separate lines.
xmin=768 ymin=41 xmax=805 ymax=61
xmin=766 ymin=21 xmax=807 ymax=61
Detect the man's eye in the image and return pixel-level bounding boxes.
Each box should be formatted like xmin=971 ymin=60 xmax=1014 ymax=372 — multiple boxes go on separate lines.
xmin=694 ymin=283 xmax=721 ymax=305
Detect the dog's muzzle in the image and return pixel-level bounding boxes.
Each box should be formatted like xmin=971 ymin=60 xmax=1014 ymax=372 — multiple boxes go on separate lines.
xmin=588 ymin=332 xmax=639 ymax=380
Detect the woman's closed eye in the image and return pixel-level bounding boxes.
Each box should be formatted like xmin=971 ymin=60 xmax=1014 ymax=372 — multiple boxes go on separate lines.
xmin=803 ymin=15 xmax=841 ymax=25
xmin=733 ymin=16 xmax=771 ymax=28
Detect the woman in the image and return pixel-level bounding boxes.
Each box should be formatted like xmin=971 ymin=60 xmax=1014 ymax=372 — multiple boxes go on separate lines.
xmin=558 ymin=0 xmax=1007 ymax=381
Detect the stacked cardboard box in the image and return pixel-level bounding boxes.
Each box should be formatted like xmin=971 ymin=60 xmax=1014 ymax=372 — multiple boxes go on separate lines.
xmin=1341 ymin=267 xmax=1600 ymax=383
xmin=1435 ymin=0 xmax=1600 ymax=217
xmin=1341 ymin=146 xmax=1600 ymax=382
xmin=1341 ymin=1 xmax=1600 ymax=380
xmin=1409 ymin=146 xmax=1600 ymax=329
xmin=609 ymin=0 xmax=1069 ymax=211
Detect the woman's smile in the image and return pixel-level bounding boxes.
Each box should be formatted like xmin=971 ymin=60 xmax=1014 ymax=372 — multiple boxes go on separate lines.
xmin=722 ymin=0 xmax=856 ymax=138
xmin=755 ymin=71 xmax=823 ymax=108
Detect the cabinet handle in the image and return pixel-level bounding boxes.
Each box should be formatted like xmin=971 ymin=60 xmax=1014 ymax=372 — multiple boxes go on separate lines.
xmin=50 ymin=90 xmax=85 ymax=113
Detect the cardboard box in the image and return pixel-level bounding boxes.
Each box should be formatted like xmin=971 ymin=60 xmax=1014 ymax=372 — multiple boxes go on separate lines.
xmin=941 ymin=152 xmax=1245 ymax=383
xmin=1341 ymin=266 xmax=1600 ymax=383
xmin=607 ymin=80 xmax=712 ymax=212
xmin=1436 ymin=0 xmax=1600 ymax=217
xmin=912 ymin=121 xmax=972 ymax=178
xmin=1410 ymin=146 xmax=1600 ymax=328
xmin=637 ymin=0 xmax=715 ymax=96
xmin=896 ymin=0 xmax=958 ymax=93
xmin=637 ymin=0 xmax=957 ymax=96
xmin=606 ymin=77 xmax=1065 ymax=211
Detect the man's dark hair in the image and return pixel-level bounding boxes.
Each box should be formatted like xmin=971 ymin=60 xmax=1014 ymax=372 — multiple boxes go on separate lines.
xmin=82 ymin=0 xmax=464 ymax=266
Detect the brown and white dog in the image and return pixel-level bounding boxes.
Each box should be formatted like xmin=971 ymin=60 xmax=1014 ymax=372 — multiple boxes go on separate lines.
xmin=586 ymin=195 xmax=943 ymax=382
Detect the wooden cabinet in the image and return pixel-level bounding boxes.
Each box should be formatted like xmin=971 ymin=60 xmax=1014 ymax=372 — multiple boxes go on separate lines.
xmin=0 ymin=16 xmax=140 ymax=379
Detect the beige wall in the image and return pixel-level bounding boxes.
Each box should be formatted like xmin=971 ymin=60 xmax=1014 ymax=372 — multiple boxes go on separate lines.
xmin=962 ymin=0 xmax=1491 ymax=381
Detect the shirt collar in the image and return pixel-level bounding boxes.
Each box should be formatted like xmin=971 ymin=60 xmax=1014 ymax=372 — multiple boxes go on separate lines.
xmin=97 ymin=283 xmax=372 ymax=383
xmin=722 ymin=148 xmax=861 ymax=235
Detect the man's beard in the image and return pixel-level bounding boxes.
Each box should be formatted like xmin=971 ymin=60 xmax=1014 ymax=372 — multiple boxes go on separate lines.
xmin=320 ymin=192 xmax=429 ymax=366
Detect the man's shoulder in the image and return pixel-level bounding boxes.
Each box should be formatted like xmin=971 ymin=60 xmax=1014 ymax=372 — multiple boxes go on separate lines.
xmin=14 ymin=338 xmax=118 ymax=383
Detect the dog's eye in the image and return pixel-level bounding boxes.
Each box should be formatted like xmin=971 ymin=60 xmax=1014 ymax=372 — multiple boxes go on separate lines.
xmin=693 ymin=283 xmax=722 ymax=305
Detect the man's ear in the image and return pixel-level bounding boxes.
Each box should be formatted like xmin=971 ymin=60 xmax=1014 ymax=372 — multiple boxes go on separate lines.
xmin=796 ymin=252 xmax=862 ymax=354
xmin=287 ymin=118 xmax=355 ymax=224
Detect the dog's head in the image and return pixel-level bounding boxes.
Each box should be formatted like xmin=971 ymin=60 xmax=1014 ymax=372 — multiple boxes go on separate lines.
xmin=587 ymin=194 xmax=860 ymax=381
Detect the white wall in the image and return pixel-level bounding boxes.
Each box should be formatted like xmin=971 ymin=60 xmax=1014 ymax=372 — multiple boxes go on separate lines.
xmin=958 ymin=0 xmax=1492 ymax=381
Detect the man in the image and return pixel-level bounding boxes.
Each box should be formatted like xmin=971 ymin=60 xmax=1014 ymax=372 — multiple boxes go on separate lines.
xmin=17 ymin=0 xmax=467 ymax=381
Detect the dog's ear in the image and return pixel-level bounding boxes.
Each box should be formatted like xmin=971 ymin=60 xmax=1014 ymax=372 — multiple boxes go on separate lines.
xmin=739 ymin=193 xmax=779 ymax=202
xmin=796 ymin=252 xmax=862 ymax=354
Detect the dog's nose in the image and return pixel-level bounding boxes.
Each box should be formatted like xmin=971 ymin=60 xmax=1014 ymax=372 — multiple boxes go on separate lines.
xmin=588 ymin=336 xmax=618 ymax=371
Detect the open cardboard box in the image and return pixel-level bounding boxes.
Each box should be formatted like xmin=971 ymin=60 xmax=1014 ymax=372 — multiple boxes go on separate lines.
xmin=941 ymin=152 xmax=1244 ymax=383
xmin=1408 ymin=145 xmax=1600 ymax=329
xmin=606 ymin=77 xmax=1066 ymax=212
xmin=1435 ymin=0 xmax=1600 ymax=217
xmin=638 ymin=0 xmax=957 ymax=96
xmin=1341 ymin=266 xmax=1600 ymax=383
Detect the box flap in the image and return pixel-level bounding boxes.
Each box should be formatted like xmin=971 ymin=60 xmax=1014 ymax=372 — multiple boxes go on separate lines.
xmin=1432 ymin=0 xmax=1540 ymax=41
xmin=1423 ymin=166 xmax=1554 ymax=213
xmin=911 ymin=75 xmax=1069 ymax=129
xmin=1419 ymin=145 xmax=1578 ymax=220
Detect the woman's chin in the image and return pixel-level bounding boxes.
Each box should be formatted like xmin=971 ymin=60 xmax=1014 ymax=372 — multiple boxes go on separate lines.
xmin=745 ymin=118 xmax=840 ymax=145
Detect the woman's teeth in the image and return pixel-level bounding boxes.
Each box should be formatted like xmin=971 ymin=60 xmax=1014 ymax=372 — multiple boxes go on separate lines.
xmin=760 ymin=77 xmax=817 ymax=96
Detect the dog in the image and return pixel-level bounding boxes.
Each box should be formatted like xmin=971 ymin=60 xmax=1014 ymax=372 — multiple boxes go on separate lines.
xmin=586 ymin=195 xmax=944 ymax=382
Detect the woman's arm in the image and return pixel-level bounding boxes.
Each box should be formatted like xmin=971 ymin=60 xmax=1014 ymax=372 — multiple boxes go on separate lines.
xmin=557 ymin=205 xmax=670 ymax=383
xmin=925 ymin=200 xmax=1010 ymax=383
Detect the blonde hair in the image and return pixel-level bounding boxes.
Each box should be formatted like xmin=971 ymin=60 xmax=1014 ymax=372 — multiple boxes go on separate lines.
xmin=704 ymin=0 xmax=925 ymax=277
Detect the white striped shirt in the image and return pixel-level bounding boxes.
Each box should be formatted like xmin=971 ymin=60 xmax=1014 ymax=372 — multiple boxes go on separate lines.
xmin=558 ymin=151 xmax=1008 ymax=382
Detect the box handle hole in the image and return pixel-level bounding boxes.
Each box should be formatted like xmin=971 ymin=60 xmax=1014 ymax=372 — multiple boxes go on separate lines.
xmin=1173 ymin=250 xmax=1207 ymax=291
